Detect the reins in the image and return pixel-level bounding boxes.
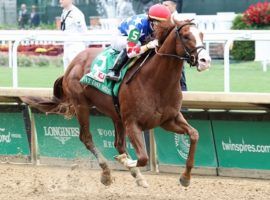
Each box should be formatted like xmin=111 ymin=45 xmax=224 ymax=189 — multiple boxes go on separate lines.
xmin=154 ymin=47 xmax=189 ymax=61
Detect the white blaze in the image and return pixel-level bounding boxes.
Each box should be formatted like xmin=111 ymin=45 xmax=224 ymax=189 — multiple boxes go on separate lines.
xmin=190 ymin=26 xmax=211 ymax=71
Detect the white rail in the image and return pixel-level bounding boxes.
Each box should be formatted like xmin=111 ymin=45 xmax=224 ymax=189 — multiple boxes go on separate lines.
xmin=1 ymin=30 xmax=270 ymax=91
xmin=1 ymin=87 xmax=270 ymax=110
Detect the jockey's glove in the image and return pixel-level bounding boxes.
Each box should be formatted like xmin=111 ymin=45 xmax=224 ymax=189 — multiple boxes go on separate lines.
xmin=146 ymin=39 xmax=159 ymax=49
xmin=126 ymin=39 xmax=159 ymax=58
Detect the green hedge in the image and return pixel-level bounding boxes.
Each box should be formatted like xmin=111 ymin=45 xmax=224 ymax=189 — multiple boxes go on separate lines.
xmin=230 ymin=15 xmax=255 ymax=61
xmin=231 ymin=41 xmax=255 ymax=61
xmin=0 ymin=54 xmax=62 ymax=68
xmin=0 ymin=23 xmax=56 ymax=30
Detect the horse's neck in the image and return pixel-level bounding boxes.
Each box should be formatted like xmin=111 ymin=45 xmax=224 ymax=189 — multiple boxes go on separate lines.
xmin=143 ymin=32 xmax=184 ymax=92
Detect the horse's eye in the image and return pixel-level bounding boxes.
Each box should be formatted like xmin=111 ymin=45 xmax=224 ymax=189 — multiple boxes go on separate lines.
xmin=183 ymin=36 xmax=189 ymax=40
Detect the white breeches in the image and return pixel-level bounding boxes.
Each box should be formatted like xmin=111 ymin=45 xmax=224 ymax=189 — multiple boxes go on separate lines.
xmin=110 ymin=31 xmax=128 ymax=51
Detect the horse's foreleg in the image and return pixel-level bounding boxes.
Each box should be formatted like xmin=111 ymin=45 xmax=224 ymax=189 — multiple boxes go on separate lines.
xmin=161 ymin=112 xmax=199 ymax=187
xmin=126 ymin=123 xmax=148 ymax=167
xmin=75 ymin=104 xmax=113 ymax=186
xmin=114 ymin=121 xmax=126 ymax=154
xmin=115 ymin=122 xmax=149 ymax=187
xmin=114 ymin=121 xmax=146 ymax=187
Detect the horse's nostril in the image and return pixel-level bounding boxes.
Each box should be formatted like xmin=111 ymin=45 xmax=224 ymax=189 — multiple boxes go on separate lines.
xmin=200 ymin=58 xmax=206 ymax=63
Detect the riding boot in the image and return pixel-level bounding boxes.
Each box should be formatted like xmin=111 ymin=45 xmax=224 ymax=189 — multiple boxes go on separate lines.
xmin=107 ymin=49 xmax=129 ymax=81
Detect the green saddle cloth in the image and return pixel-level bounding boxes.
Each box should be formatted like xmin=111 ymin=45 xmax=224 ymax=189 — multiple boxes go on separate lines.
xmin=80 ymin=47 xmax=136 ymax=96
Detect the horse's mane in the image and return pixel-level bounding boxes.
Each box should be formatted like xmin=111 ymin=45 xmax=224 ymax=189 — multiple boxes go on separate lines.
xmin=154 ymin=19 xmax=194 ymax=44
xmin=154 ymin=20 xmax=175 ymax=44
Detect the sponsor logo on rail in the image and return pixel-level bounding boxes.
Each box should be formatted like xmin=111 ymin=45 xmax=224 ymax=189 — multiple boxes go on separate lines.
xmin=222 ymin=137 xmax=270 ymax=153
xmin=43 ymin=126 xmax=79 ymax=144
xmin=43 ymin=126 xmax=134 ymax=149
xmin=0 ymin=128 xmax=22 ymax=143
xmin=97 ymin=128 xmax=134 ymax=150
xmin=175 ymin=134 xmax=190 ymax=160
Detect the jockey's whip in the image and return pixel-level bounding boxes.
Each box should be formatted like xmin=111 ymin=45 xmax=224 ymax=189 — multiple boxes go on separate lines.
xmin=125 ymin=50 xmax=153 ymax=84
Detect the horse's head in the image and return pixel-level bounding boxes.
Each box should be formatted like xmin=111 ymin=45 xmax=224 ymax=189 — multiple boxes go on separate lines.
xmin=174 ymin=20 xmax=211 ymax=71
xmin=154 ymin=19 xmax=211 ymax=72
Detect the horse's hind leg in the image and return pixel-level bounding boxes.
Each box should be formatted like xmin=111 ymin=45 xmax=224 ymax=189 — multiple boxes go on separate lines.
xmin=113 ymin=121 xmax=148 ymax=187
xmin=75 ymin=104 xmax=113 ymax=186
xmin=161 ymin=112 xmax=199 ymax=187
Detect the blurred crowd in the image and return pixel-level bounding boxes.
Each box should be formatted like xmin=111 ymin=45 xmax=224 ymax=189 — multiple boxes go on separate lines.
xmin=18 ymin=3 xmax=40 ymax=29
xmin=117 ymin=0 xmax=183 ymax=19
xmin=17 ymin=0 xmax=183 ymax=29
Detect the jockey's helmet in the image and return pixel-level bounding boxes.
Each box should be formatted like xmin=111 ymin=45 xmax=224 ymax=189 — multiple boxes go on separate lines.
xmin=148 ymin=4 xmax=171 ymax=22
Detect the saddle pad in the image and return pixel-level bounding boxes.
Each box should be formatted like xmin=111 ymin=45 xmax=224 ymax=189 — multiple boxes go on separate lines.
xmin=80 ymin=47 xmax=137 ymax=96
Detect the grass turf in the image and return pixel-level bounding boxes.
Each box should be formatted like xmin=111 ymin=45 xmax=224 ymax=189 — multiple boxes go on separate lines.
xmin=186 ymin=60 xmax=270 ymax=93
xmin=0 ymin=60 xmax=270 ymax=93
xmin=0 ymin=65 xmax=63 ymax=88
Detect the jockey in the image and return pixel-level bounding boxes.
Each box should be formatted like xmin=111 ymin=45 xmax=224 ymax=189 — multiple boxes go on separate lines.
xmin=107 ymin=4 xmax=171 ymax=81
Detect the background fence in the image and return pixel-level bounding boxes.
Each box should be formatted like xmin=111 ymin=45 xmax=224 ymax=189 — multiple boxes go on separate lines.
xmin=1 ymin=29 xmax=270 ymax=91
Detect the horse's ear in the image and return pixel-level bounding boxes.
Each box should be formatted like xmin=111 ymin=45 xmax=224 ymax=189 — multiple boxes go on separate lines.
xmin=174 ymin=19 xmax=194 ymax=27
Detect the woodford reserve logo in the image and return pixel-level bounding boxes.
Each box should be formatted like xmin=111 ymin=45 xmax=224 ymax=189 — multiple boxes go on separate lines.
xmin=43 ymin=126 xmax=79 ymax=144
xmin=97 ymin=128 xmax=134 ymax=150
xmin=0 ymin=128 xmax=22 ymax=143
xmin=174 ymin=134 xmax=190 ymax=160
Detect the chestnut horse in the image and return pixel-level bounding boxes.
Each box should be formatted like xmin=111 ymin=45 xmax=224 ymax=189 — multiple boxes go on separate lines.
xmin=23 ymin=19 xmax=211 ymax=188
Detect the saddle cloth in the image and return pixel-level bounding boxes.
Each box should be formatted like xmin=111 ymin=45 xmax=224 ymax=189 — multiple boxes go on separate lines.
xmin=80 ymin=47 xmax=137 ymax=96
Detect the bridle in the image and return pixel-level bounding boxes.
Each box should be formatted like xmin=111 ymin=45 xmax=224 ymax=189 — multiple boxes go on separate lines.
xmin=155 ymin=22 xmax=205 ymax=66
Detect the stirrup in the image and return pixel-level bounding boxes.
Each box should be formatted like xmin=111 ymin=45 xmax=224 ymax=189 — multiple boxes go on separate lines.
xmin=106 ymin=71 xmax=120 ymax=82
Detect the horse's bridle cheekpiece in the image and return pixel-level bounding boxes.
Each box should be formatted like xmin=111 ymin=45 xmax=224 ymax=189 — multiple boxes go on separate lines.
xmin=155 ymin=22 xmax=205 ymax=67
xmin=176 ymin=23 xmax=205 ymax=66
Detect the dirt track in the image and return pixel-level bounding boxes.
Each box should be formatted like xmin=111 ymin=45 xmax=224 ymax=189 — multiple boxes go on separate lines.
xmin=0 ymin=163 xmax=269 ymax=200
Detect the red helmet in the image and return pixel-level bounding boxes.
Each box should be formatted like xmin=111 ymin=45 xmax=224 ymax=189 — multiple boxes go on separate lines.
xmin=148 ymin=4 xmax=171 ymax=21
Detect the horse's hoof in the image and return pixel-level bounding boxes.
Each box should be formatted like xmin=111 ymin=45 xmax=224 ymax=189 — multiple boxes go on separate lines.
xmin=136 ymin=178 xmax=149 ymax=188
xmin=100 ymin=173 xmax=113 ymax=186
xmin=179 ymin=175 xmax=190 ymax=187
xmin=130 ymin=167 xmax=139 ymax=178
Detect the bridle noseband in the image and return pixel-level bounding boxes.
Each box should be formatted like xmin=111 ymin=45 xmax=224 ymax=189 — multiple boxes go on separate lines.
xmin=155 ymin=22 xmax=205 ymax=66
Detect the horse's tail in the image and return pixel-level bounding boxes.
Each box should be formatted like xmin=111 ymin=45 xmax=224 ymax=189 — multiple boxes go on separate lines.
xmin=21 ymin=76 xmax=75 ymax=118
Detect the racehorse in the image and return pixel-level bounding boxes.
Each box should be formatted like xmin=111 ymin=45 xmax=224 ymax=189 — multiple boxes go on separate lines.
xmin=22 ymin=19 xmax=211 ymax=188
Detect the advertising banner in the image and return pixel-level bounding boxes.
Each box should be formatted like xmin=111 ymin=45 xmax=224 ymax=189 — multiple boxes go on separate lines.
xmin=0 ymin=112 xmax=30 ymax=156
xmin=155 ymin=120 xmax=217 ymax=167
xmin=212 ymin=120 xmax=270 ymax=170
xmin=34 ymin=114 xmax=136 ymax=160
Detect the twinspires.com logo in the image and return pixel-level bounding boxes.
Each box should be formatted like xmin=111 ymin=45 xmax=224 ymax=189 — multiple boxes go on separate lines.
xmin=222 ymin=138 xmax=270 ymax=154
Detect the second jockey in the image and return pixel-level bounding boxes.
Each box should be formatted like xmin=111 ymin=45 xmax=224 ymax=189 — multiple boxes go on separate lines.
xmin=106 ymin=4 xmax=171 ymax=81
